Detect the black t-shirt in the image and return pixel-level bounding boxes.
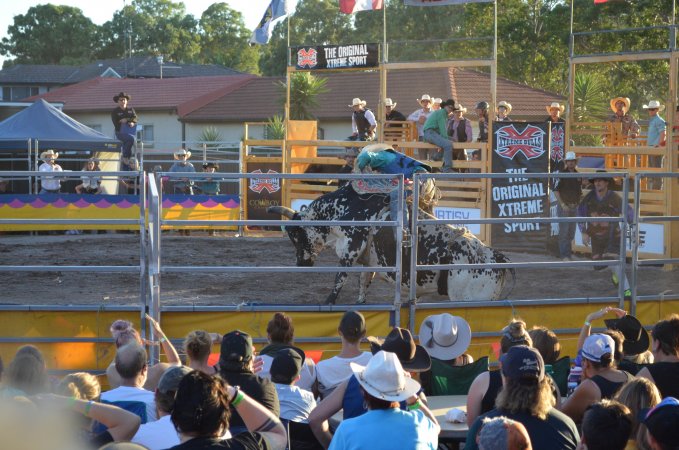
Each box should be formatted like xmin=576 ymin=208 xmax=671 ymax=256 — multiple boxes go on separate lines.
xmin=386 ymin=110 xmax=407 ymax=121
xmin=220 ymin=371 xmax=279 ymax=429
xmin=647 ymin=362 xmax=679 ymax=399
xmin=553 ymin=169 xmax=582 ymax=206
xmin=168 ymin=433 xmax=270 ymax=450
xmin=111 ymin=106 xmax=138 ymax=132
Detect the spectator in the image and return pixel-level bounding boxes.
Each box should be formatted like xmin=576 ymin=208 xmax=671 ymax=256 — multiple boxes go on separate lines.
xmin=38 ymin=149 xmax=63 ymax=194
xmin=496 ymin=101 xmax=513 ymax=122
xmin=467 ymin=318 xmax=533 ymax=426
xmin=577 ymin=170 xmax=633 ymax=300
xmin=553 ymin=151 xmax=583 ymax=261
xmin=131 ymin=365 xmax=194 ymax=450
xmin=475 ymin=101 xmax=490 ymax=143
xmin=328 ymin=351 xmax=440 ymax=450
xmin=168 ymin=370 xmax=287 ymax=450
xmin=169 ymin=149 xmax=196 ymax=195
xmin=348 ymin=97 xmax=376 ymax=142
xmin=218 ymin=330 xmax=280 ymax=435
xmin=528 ymin=327 xmax=561 ymax=366
xmin=605 ymin=312 xmax=652 ymax=374
xmin=101 ymin=343 xmax=157 ymax=423
xmin=258 ymin=312 xmax=317 ymax=392
xmin=184 ymin=329 xmax=220 ymax=376
xmin=0 ymin=344 xmax=49 ymax=397
xmin=270 ymin=347 xmax=316 ymax=423
xmin=607 ymin=96 xmax=640 ymax=144
xmin=199 ymin=162 xmax=221 ymax=195
xmin=643 ymin=100 xmax=667 ymax=189
xmin=465 ymin=346 xmax=579 ymax=450
xmin=477 ymin=416 xmax=532 ymax=450
xmin=615 ymin=378 xmax=662 ymax=450
xmin=432 ymin=98 xmax=443 ymax=110
xmin=560 ymin=334 xmax=633 ymax=423
xmin=448 ymin=104 xmax=474 ymax=161
xmin=111 ymin=92 xmax=138 ymax=170
xmin=641 ymin=397 xmax=679 ymax=450
xmin=56 ymin=371 xmax=101 ymax=400
xmin=75 ymin=157 xmax=102 ymax=194
xmin=408 ymin=94 xmax=434 ymax=142
xmin=423 ymin=98 xmax=456 ymax=172
xmin=579 ymin=400 xmax=632 ymax=450
xmin=316 ymin=310 xmax=371 ymax=398
xmin=637 ymin=314 xmax=679 ymax=399
xmin=119 ymin=157 xmax=141 ymax=195
xmin=385 ymin=98 xmax=406 ymax=121
xmin=106 ymin=316 xmax=181 ymax=391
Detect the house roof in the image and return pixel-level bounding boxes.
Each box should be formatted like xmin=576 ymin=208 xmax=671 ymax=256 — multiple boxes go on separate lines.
xmin=29 ymin=75 xmax=257 ymax=115
xmin=182 ymin=68 xmax=564 ymax=123
xmin=0 ymin=56 xmax=243 ymax=86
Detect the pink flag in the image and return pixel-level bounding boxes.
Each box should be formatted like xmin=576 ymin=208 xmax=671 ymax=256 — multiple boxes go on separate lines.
xmin=339 ymin=0 xmax=384 ymax=14
xmin=593 ymin=0 xmax=608 ymax=3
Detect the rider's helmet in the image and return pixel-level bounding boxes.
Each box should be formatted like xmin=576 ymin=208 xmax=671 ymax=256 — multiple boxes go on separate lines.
xmin=475 ymin=101 xmax=490 ymax=110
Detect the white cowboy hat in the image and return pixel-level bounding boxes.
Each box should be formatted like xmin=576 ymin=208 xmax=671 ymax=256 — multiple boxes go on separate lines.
xmin=384 ymin=98 xmax=397 ymax=107
xmin=610 ymin=97 xmax=631 ymax=113
xmin=349 ymin=98 xmax=367 ymax=107
xmin=433 ymin=98 xmax=442 ymax=104
xmin=418 ymin=313 xmax=472 ymax=361
xmin=40 ymin=149 xmax=59 ymax=160
xmin=643 ymin=100 xmax=665 ymax=111
xmin=174 ymin=149 xmax=192 ymax=159
xmin=453 ymin=104 xmax=467 ymax=113
xmin=564 ymin=151 xmax=578 ymax=161
xmin=497 ymin=101 xmax=512 ymax=113
xmin=417 ymin=94 xmax=432 ymax=105
xmin=350 ymin=351 xmax=420 ymax=402
xmin=546 ymin=102 xmax=565 ymax=114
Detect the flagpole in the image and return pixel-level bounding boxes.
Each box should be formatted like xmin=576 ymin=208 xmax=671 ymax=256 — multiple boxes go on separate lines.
xmin=382 ymin=0 xmax=387 ymax=63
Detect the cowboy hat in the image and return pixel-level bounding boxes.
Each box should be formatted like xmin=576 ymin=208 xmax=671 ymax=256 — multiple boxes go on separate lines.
xmin=440 ymin=99 xmax=455 ymax=108
xmin=40 ymin=149 xmax=59 ymax=160
xmin=418 ymin=313 xmax=472 ymax=361
xmin=349 ymin=98 xmax=367 ymax=107
xmin=350 ymin=351 xmax=421 ymax=402
xmin=610 ymin=97 xmax=631 ymax=113
xmin=113 ymin=92 xmax=132 ymax=103
xmin=453 ymin=104 xmax=467 ymax=113
xmin=588 ymin=169 xmax=616 ymax=185
xmin=546 ymin=102 xmax=565 ymax=114
xmin=367 ymin=327 xmax=431 ymax=372
xmin=604 ymin=314 xmax=650 ymax=356
xmin=202 ymin=162 xmax=219 ymax=169
xmin=384 ymin=98 xmax=397 ymax=107
xmin=643 ymin=100 xmax=665 ymax=111
xmin=433 ymin=98 xmax=442 ymax=104
xmin=417 ymin=94 xmax=432 ymax=105
xmin=564 ymin=151 xmax=578 ymax=161
xmin=174 ymin=149 xmax=192 ymax=159
xmin=497 ymin=101 xmax=512 ymax=113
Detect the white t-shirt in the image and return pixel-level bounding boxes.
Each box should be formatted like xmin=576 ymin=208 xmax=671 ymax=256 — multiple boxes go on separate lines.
xmin=132 ymin=415 xmax=232 ymax=450
xmin=100 ymin=385 xmax=157 ymax=423
xmin=316 ymin=352 xmax=372 ymax=398
xmin=259 ymin=354 xmax=317 ymax=392
xmin=274 ymin=383 xmax=317 ymax=423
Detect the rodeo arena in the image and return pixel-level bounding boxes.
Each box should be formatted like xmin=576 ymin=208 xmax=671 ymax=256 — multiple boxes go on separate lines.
xmin=1 ymin=3 xmax=679 ymax=450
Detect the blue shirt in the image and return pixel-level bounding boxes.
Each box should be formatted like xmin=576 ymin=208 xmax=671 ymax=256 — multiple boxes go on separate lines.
xmin=647 ymin=114 xmax=666 ymax=146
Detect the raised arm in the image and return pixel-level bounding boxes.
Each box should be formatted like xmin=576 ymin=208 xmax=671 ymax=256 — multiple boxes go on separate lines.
xmin=145 ymin=313 xmax=180 ymax=365
xmin=227 ymin=385 xmax=287 ymax=450
xmin=308 ymin=378 xmax=349 ymax=449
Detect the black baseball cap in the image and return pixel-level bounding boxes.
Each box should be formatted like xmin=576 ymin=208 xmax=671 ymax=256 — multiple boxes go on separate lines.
xmin=219 ymin=330 xmax=253 ymax=366
xmin=500 ymin=345 xmax=545 ymax=383
xmin=270 ymin=347 xmax=305 ymax=385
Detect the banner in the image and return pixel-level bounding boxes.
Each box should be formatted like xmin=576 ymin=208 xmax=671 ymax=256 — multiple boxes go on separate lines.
xmin=245 ymin=162 xmax=282 ymax=229
xmin=340 ymin=0 xmax=383 ymax=13
xmin=250 ymin=0 xmax=292 ymax=45
xmin=294 ymin=44 xmax=379 ymax=70
xmin=404 ymin=0 xmax=493 ymax=5
xmin=490 ymin=122 xmax=550 ymax=252
xmin=548 ymin=121 xmax=566 ymax=189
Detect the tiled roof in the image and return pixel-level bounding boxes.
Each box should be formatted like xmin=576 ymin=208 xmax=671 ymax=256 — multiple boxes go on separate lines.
xmin=182 ymin=68 xmax=563 ymax=122
xmin=29 ymin=75 xmax=256 ymax=113
xmin=0 ymin=64 xmax=79 ymax=84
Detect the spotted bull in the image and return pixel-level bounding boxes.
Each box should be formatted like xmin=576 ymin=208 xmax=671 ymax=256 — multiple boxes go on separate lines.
xmin=268 ymin=183 xmax=514 ymax=304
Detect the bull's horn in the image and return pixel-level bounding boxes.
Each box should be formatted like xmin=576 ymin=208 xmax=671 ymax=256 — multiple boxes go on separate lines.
xmin=267 ymin=206 xmax=296 ymax=219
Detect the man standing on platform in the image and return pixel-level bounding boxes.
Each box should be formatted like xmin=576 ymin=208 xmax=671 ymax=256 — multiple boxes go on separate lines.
xmin=607 ymin=97 xmax=640 ymax=144
xmin=423 ymin=99 xmax=456 ymax=173
xmin=348 ymin=98 xmax=376 ymax=141
xmin=38 ymin=149 xmax=63 ymax=194
xmin=385 ymin=98 xmax=406 ymax=122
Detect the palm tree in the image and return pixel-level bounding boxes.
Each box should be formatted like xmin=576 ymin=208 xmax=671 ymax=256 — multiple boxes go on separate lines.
xmin=572 ymin=71 xmax=608 ymax=146
xmin=278 ymin=72 xmax=329 ymax=120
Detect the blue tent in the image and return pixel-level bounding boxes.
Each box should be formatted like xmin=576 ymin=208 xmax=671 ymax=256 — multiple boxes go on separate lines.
xmin=0 ymin=99 xmax=119 ymax=151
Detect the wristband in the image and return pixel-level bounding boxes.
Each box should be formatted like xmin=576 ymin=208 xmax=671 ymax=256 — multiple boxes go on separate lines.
xmin=68 ymin=396 xmax=77 ymax=408
xmin=407 ymin=401 xmax=421 ymax=411
xmin=231 ymin=390 xmax=245 ymax=408
xmin=84 ymin=400 xmax=94 ymax=416
xmin=159 ymin=337 xmax=167 ymax=344
xmin=584 ymin=321 xmax=591 ymax=327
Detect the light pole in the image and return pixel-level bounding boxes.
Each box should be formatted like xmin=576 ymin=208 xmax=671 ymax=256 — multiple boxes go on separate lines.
xmin=156 ymin=55 xmax=164 ymax=79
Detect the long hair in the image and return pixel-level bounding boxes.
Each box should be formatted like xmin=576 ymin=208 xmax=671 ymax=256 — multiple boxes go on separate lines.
xmin=529 ymin=326 xmax=561 ymax=365
xmin=6 ymin=354 xmax=48 ymax=396
xmin=171 ymin=371 xmax=231 ymax=437
xmin=495 ymin=377 xmax=554 ymax=420
xmin=614 ymin=378 xmax=661 ymax=437
xmin=267 ymin=312 xmax=294 ymax=345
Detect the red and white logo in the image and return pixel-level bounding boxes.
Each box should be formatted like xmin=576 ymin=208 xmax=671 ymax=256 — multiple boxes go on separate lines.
xmin=249 ymin=169 xmax=280 ymax=194
xmin=297 ymin=48 xmax=318 ymax=68
xmin=495 ymin=125 xmax=546 ymax=160
xmin=551 ymin=125 xmax=565 ymax=162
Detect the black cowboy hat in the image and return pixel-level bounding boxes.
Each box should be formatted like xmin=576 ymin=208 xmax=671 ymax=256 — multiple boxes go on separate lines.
xmin=604 ymin=314 xmax=650 ymax=356
xmin=588 ymin=169 xmax=616 ymax=185
xmin=367 ymin=327 xmax=431 ymax=372
xmin=113 ymin=92 xmax=132 ymax=102
xmin=202 ymin=162 xmax=219 ymax=170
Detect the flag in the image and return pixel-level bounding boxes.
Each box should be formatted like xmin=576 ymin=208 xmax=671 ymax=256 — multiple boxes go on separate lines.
xmin=594 ymin=0 xmax=608 ymax=3
xmin=404 ymin=0 xmax=492 ymax=6
xmin=339 ymin=0 xmax=383 ymax=14
xmin=250 ymin=0 xmax=293 ymax=45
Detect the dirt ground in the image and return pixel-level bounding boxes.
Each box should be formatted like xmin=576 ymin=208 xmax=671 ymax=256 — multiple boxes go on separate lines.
xmin=0 ymin=233 xmax=677 ymax=306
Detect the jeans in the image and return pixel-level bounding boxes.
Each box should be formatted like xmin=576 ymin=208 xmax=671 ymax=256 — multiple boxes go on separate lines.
xmin=423 ymin=129 xmax=453 ymax=170
xmin=116 ymin=132 xmax=136 ymax=159
xmin=557 ymin=203 xmax=577 ymax=258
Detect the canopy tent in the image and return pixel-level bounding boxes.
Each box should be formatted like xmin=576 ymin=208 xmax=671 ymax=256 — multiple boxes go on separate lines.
xmin=0 ymin=99 xmax=119 ymax=151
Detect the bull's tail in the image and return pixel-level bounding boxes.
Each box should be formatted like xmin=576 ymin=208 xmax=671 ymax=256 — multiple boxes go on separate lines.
xmin=493 ymin=249 xmax=516 ymax=300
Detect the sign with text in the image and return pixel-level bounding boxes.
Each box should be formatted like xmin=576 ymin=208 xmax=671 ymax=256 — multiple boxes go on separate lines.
xmin=246 ymin=162 xmax=282 ymax=228
xmin=294 ymin=44 xmax=379 ymax=70
xmin=491 ymin=122 xmax=550 ymax=252
xmin=433 ymin=206 xmax=481 ymax=235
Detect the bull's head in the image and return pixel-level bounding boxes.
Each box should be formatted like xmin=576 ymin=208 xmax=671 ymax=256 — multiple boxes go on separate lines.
xmin=267 ymin=206 xmax=318 ymax=267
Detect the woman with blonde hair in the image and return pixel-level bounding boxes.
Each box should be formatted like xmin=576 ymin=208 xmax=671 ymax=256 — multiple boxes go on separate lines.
xmin=184 ymin=329 xmax=220 ymax=375
xmin=57 ymin=372 xmax=101 ymax=400
xmin=614 ymin=378 xmax=662 ymax=450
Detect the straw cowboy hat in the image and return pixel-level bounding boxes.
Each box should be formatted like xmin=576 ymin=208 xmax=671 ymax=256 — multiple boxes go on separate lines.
xmin=418 ymin=313 xmax=472 ymax=361
xmin=433 ymin=98 xmax=442 ymax=105
xmin=497 ymin=101 xmax=512 ymax=113
xmin=40 ymin=149 xmax=59 ymax=160
xmin=113 ymin=92 xmax=132 ymax=102
xmin=350 ymin=351 xmax=421 ymax=402
xmin=453 ymin=104 xmax=467 ymax=113
xmin=384 ymin=98 xmax=397 ymax=108
xmin=367 ymin=327 xmax=431 ymax=372
xmin=546 ymin=102 xmax=565 ymax=114
xmin=349 ymin=98 xmax=367 ymax=107
xmin=643 ymin=100 xmax=665 ymax=111
xmin=174 ymin=149 xmax=192 ymax=159
xmin=417 ymin=94 xmax=432 ymax=105
xmin=610 ymin=97 xmax=631 ymax=113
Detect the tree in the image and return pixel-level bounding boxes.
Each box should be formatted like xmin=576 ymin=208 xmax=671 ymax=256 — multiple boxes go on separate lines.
xmin=278 ymin=72 xmax=329 ymax=120
xmin=198 ymin=3 xmax=259 ymax=74
xmin=0 ymin=5 xmax=98 ymax=65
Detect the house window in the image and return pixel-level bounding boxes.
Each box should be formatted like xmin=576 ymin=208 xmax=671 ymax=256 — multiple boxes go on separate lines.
xmin=2 ymin=86 xmax=39 ymax=101
xmin=137 ymin=124 xmax=154 ymax=147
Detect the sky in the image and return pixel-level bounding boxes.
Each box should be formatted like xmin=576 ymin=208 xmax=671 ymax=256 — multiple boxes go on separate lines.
xmin=0 ymin=0 xmax=267 ymax=65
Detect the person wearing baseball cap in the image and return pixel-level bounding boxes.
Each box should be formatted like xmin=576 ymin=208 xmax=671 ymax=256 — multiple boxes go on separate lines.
xmin=466 ymin=346 xmax=578 ymax=450
xmin=553 ymin=151 xmax=583 ymax=261
xmin=270 ymin=347 xmax=317 ymax=425
xmin=560 ymin=334 xmax=634 ymax=424
xmin=642 ymin=397 xmax=679 ymax=450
